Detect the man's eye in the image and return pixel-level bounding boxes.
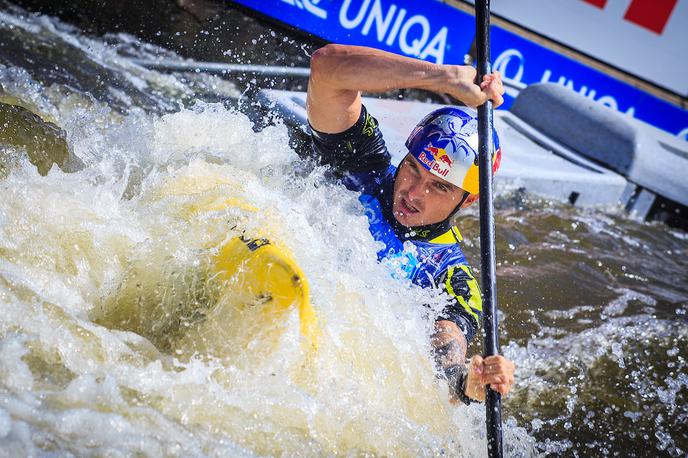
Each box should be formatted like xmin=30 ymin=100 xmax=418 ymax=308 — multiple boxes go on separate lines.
xmin=435 ymin=183 xmax=448 ymax=192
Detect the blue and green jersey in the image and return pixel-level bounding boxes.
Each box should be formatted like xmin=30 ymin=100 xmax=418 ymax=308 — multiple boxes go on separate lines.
xmin=310 ymin=105 xmax=483 ymax=341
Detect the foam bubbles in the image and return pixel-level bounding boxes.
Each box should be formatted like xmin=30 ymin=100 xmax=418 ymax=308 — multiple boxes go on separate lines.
xmin=0 ymin=63 xmax=508 ymax=458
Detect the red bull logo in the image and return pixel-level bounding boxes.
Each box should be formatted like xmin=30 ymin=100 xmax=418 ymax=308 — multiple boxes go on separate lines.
xmin=417 ymin=144 xmax=452 ymax=177
xmin=426 ymin=145 xmax=453 ymax=166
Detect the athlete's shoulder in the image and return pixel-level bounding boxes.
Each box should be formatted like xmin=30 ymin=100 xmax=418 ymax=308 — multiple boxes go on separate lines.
xmin=428 ymin=226 xmax=463 ymax=245
xmin=310 ymin=104 xmax=391 ymax=176
xmin=360 ymin=105 xmax=379 ymax=136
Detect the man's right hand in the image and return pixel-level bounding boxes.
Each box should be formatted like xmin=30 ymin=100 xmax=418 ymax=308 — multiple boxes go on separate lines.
xmin=464 ymin=354 xmax=515 ymax=401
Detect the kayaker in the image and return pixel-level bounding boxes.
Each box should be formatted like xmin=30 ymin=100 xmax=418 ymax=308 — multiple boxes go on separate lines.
xmin=306 ymin=44 xmax=514 ymax=404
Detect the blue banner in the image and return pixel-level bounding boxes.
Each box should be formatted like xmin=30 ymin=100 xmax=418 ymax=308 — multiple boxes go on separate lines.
xmin=490 ymin=25 xmax=688 ymax=141
xmin=229 ymin=0 xmax=688 ymax=141
xmin=230 ymin=0 xmax=475 ymax=65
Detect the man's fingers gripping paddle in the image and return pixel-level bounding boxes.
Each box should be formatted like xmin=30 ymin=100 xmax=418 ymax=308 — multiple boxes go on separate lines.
xmin=479 ymin=71 xmax=505 ymax=108
xmin=482 ymin=355 xmax=515 ymax=396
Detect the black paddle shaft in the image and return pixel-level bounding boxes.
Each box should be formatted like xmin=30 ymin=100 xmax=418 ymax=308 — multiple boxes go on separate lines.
xmin=475 ymin=1 xmax=504 ymax=457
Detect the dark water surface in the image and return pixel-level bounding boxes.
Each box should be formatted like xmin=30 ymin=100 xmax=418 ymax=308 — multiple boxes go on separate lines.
xmin=1 ymin=3 xmax=686 ymax=456
xmin=463 ymin=201 xmax=688 ymax=455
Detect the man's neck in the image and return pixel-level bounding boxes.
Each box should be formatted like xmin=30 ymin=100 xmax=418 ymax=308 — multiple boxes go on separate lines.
xmin=378 ymin=186 xmax=454 ymax=242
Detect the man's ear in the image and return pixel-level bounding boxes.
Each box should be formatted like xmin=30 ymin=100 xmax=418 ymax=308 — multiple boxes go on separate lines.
xmin=461 ymin=193 xmax=479 ymax=208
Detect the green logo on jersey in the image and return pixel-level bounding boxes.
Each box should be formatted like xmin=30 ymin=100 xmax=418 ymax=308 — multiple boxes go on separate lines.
xmin=362 ymin=113 xmax=377 ymax=137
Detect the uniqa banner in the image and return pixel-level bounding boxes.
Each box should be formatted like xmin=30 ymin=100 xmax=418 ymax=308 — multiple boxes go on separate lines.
xmin=477 ymin=0 xmax=687 ymax=97
xmin=229 ymin=0 xmax=688 ymax=141
xmin=232 ymin=0 xmax=475 ymax=65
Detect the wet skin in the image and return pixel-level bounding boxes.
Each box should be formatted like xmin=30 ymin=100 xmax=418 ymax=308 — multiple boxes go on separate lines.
xmin=392 ymin=154 xmax=470 ymax=227
xmin=394 ymin=154 xmax=515 ymax=399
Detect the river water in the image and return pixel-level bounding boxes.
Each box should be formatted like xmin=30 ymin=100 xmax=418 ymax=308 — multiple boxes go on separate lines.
xmin=0 ymin=4 xmax=686 ymax=457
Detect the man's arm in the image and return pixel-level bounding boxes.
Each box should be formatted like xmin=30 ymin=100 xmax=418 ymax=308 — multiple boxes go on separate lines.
xmin=431 ymin=320 xmax=470 ymax=402
xmin=433 ymin=265 xmax=515 ymax=402
xmin=433 ymin=320 xmax=515 ymax=402
xmin=432 ymin=320 xmax=468 ymax=370
xmin=307 ymin=44 xmax=504 ymax=134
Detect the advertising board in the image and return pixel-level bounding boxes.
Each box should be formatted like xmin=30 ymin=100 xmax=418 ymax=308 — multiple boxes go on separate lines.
xmin=230 ymin=0 xmax=688 ymax=141
xmin=485 ymin=0 xmax=687 ymax=97
xmin=234 ymin=0 xmax=475 ymax=65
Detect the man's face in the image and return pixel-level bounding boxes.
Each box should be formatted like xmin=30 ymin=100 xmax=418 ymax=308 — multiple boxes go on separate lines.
xmin=392 ymin=155 xmax=468 ymax=227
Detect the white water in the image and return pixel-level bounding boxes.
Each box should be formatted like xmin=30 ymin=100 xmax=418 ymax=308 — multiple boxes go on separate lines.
xmin=5 ymin=4 xmax=687 ymax=456
xmin=0 ymin=63 xmax=534 ymax=455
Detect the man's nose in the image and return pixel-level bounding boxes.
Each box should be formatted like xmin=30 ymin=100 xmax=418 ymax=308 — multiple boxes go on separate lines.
xmin=406 ymin=179 xmax=427 ymax=201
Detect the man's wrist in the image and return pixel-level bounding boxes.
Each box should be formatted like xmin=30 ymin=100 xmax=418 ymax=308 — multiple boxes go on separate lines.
xmin=444 ymin=363 xmax=478 ymax=405
xmin=419 ymin=64 xmax=452 ymax=94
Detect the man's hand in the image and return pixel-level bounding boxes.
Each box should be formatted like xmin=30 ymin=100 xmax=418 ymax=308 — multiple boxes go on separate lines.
xmin=439 ymin=66 xmax=504 ymax=109
xmin=480 ymin=71 xmax=505 ymax=108
xmin=464 ymin=354 xmax=515 ymax=401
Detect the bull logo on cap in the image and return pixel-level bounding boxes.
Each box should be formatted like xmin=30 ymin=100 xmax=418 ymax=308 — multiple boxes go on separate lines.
xmin=425 ymin=145 xmax=453 ymax=167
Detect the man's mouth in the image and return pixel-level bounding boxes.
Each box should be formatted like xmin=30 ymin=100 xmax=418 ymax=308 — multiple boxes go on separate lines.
xmin=399 ymin=197 xmax=419 ymax=214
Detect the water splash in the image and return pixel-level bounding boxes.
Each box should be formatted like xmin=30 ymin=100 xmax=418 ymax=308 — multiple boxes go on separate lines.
xmin=1 ymin=3 xmax=686 ymax=456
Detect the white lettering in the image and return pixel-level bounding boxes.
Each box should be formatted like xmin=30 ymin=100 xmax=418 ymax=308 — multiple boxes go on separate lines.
xmin=281 ymin=0 xmax=327 ymax=19
xmin=542 ymin=70 xmax=560 ymax=85
xmin=596 ymin=95 xmax=618 ymax=110
xmin=338 ymin=2 xmax=446 ymax=64
xmin=563 ymin=79 xmax=576 ymax=91
xmin=362 ymin=0 xmax=397 ymax=41
xmin=494 ymin=49 xmax=525 ymax=83
xmin=540 ymin=69 xmax=567 ymax=86
xmin=302 ymin=0 xmax=328 ymax=19
xmin=540 ymin=70 xmax=633 ymax=116
xmin=340 ymin=0 xmax=371 ymax=29
xmin=540 ymin=69 xmax=551 ymax=83
xmin=540 ymin=70 xmax=573 ymax=86
xmin=678 ymin=127 xmax=688 ymax=142
xmin=385 ymin=8 xmax=406 ymax=45
xmin=399 ymin=14 xmax=430 ymax=56
xmin=419 ymin=26 xmax=447 ymax=64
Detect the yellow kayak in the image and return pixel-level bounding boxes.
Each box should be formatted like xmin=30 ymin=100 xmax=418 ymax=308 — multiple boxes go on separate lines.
xmin=177 ymin=235 xmax=319 ymax=357
xmin=96 ymin=167 xmax=318 ymax=359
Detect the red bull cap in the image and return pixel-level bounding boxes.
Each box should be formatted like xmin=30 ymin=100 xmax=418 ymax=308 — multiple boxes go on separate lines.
xmin=405 ymin=106 xmax=501 ymax=194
